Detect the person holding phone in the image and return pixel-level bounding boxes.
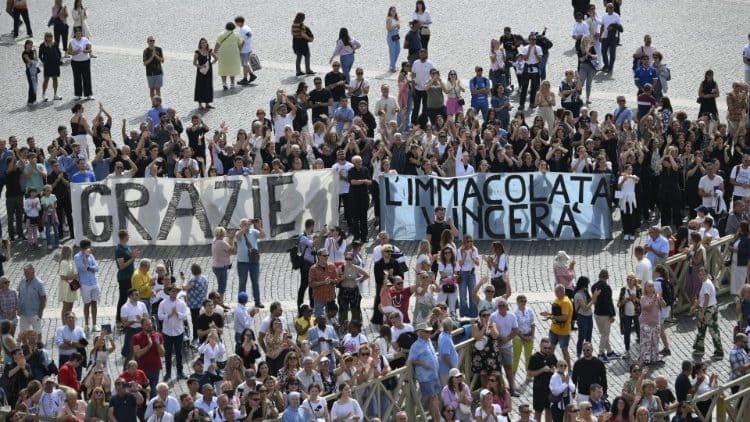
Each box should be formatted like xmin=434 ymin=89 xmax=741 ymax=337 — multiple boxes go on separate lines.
xmin=234 ymin=217 xmax=266 ymax=308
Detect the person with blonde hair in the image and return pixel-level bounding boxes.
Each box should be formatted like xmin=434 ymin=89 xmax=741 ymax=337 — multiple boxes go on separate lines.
xmin=639 ymin=281 xmax=666 ymax=365
xmin=617 ymin=273 xmax=642 ymax=359
xmin=58 ymin=244 xmax=78 ymax=323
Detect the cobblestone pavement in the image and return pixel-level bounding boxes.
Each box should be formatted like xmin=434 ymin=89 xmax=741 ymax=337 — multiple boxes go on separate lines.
xmin=0 ymin=0 xmax=747 ymax=417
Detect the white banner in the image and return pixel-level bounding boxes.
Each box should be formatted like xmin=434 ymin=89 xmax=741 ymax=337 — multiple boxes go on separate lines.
xmin=72 ymin=170 xmax=340 ymax=246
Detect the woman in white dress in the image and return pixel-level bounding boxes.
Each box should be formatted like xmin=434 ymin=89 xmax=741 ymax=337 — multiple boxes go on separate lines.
xmin=411 ymin=1 xmax=432 ymax=50
xmin=330 ymin=382 xmax=363 ymax=421
xmin=729 ymin=221 xmax=750 ymax=295
xmin=58 ymin=245 xmax=78 ymax=323
xmin=70 ymin=0 xmax=91 ymax=38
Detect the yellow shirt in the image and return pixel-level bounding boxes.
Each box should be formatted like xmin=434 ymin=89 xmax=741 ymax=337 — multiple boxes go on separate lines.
xmin=131 ymin=269 xmax=154 ymax=299
xmin=549 ymin=296 xmax=573 ymax=336
xmin=294 ymin=316 xmax=315 ymax=343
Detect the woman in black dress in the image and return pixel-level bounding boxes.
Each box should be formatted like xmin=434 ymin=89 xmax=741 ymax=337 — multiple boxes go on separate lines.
xmin=39 ymin=32 xmax=62 ymax=101
xmin=697 ymin=69 xmax=719 ymax=121
xmin=291 ymin=12 xmax=314 ymax=76
xmin=21 ymin=39 xmax=39 ymax=105
xmin=193 ymin=37 xmax=217 ymax=110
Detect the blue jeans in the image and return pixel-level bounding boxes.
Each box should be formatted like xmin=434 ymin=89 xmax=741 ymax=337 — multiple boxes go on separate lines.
xmin=237 ymin=261 xmax=261 ymax=304
xmin=44 ymin=218 xmax=59 ymax=248
xmin=576 ymin=314 xmax=593 ymax=356
xmin=387 ymin=29 xmax=400 ymax=70
xmin=459 ymin=270 xmax=477 ymax=318
xmin=621 ymin=314 xmax=640 ymax=352
xmin=472 ymin=101 xmax=489 ymax=121
xmin=539 ymin=53 xmax=549 ymax=80
xmin=212 ymin=266 xmax=228 ymax=295
xmin=340 ymin=53 xmax=355 ymax=84
xmin=397 ymin=91 xmax=413 ymax=132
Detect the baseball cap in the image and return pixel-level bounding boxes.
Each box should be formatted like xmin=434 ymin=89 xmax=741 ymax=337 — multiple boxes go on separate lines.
xmin=238 ymin=292 xmax=249 ymax=304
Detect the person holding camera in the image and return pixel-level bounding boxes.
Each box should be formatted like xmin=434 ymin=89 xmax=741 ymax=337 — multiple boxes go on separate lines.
xmin=517 ymin=33 xmax=543 ymax=111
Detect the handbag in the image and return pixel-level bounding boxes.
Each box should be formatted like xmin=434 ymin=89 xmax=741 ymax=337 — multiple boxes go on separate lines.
xmin=454 ymin=83 xmax=465 ymax=106
xmin=441 ymin=276 xmax=457 ymax=293
xmin=474 ymin=335 xmax=488 ymax=351
xmin=244 ymin=233 xmax=260 ymax=263
xmin=249 ymin=53 xmax=262 ymax=71
xmin=419 ymin=26 xmax=430 ymax=36
xmin=68 ymin=275 xmax=81 ymax=291
xmin=198 ymin=61 xmax=209 ymax=75
xmin=391 ymin=34 xmax=400 ymax=42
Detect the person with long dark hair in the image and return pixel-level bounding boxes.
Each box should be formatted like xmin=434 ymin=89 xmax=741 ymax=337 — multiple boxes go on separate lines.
xmin=697 ymin=69 xmax=720 ymax=121
xmin=39 ymin=32 xmax=62 ymax=102
xmin=67 ymin=26 xmax=93 ymax=101
xmin=573 ymin=276 xmax=595 ymax=357
xmin=385 ymin=6 xmax=401 ymax=72
xmin=411 ymin=1 xmax=432 ymax=49
xmin=51 ymin=0 xmax=69 ymax=58
xmin=193 ymin=38 xmax=216 ymax=110
xmin=291 ymin=12 xmax=314 ymax=76
xmin=21 ymin=39 xmax=39 ymax=105
xmin=329 ymin=27 xmax=361 ymax=84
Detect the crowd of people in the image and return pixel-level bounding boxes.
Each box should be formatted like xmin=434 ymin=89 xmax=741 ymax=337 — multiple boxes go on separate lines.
xmin=2 ymin=0 xmax=750 ymax=421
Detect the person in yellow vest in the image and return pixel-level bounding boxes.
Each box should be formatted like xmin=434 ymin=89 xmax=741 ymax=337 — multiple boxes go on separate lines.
xmin=131 ymin=258 xmax=154 ymax=311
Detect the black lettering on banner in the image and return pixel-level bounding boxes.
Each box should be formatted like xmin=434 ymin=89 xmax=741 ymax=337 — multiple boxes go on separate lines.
xmin=115 ymin=183 xmax=152 ymax=241
xmin=251 ymin=179 xmax=262 ymax=219
xmin=384 ymin=177 xmax=402 ymax=206
xmin=569 ymin=175 xmax=593 ymax=203
xmin=414 ymin=178 xmax=434 ymax=207
xmin=80 ymin=184 xmax=113 ymax=242
xmin=504 ymin=174 xmax=526 ymax=203
xmin=436 ymin=178 xmax=458 ymax=207
xmin=214 ymin=179 xmax=243 ymax=228
xmin=157 ymin=183 xmax=212 ymax=240
xmin=555 ymin=204 xmax=581 ymax=237
xmin=462 ymin=206 xmax=483 ymax=238
xmin=548 ymin=174 xmax=570 ymax=203
xmin=462 ymin=178 xmax=483 ymax=206
xmin=591 ymin=176 xmax=611 ymax=205
xmin=530 ymin=203 xmax=553 ymax=238
xmin=407 ymin=177 xmax=413 ymax=204
xmin=508 ymin=204 xmax=529 ymax=239
xmin=484 ymin=206 xmax=505 ymax=239
xmin=267 ymin=175 xmax=295 ymax=237
xmin=529 ymin=174 xmax=547 ymax=202
xmin=482 ymin=174 xmax=503 ymax=205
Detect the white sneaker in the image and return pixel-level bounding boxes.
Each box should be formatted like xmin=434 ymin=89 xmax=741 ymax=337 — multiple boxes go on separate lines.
xmin=43 ymin=96 xmax=49 ymax=102
xmin=85 ymin=95 xmax=95 ymax=100
xmin=92 ymin=325 xmax=100 ymax=332
xmin=74 ymin=96 xmax=81 ymax=101
xmin=54 ymin=95 xmax=62 ymax=100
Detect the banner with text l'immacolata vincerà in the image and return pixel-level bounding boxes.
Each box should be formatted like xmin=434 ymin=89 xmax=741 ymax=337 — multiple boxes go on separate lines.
xmin=72 ymin=170 xmax=339 ymax=246
xmin=380 ymin=172 xmax=612 ymax=240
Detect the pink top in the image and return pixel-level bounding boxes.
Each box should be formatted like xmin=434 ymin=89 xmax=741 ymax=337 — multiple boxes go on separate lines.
xmin=212 ymin=238 xmax=232 ymax=267
xmin=553 ymin=265 xmax=574 ymax=290
xmin=639 ymin=294 xmax=660 ymax=326
xmin=398 ymin=79 xmax=409 ymax=109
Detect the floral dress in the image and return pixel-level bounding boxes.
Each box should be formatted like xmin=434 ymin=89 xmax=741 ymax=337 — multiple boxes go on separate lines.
xmin=471 ymin=323 xmax=498 ymax=375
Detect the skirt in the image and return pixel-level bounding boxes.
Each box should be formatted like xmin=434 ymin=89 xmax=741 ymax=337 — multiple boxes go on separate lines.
xmin=730 ymin=254 xmax=747 ymax=295
xmin=446 ymin=97 xmax=463 ymax=115
xmin=58 ymin=279 xmax=79 ymax=303
xmin=471 ymin=336 xmax=498 ymax=374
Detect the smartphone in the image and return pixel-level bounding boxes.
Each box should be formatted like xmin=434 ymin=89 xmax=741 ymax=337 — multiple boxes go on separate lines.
xmin=101 ymin=324 xmax=112 ymax=335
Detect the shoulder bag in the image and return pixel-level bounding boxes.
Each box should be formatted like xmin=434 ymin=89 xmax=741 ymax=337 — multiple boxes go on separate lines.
xmin=244 ymin=233 xmax=260 ymax=264
xmin=455 ymin=83 xmax=465 ymax=106
xmin=250 ymin=53 xmax=262 ymax=71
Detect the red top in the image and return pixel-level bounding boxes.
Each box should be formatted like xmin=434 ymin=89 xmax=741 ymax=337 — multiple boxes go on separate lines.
xmin=132 ymin=330 xmax=164 ymax=372
xmin=58 ymin=362 xmax=80 ymax=392
xmin=119 ymin=368 xmax=149 ymax=386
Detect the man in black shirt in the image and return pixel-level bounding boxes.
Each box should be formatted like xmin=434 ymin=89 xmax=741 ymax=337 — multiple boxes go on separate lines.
xmin=109 ymin=378 xmax=144 ymax=422
xmin=174 ymin=393 xmax=209 ymax=422
xmin=5 ymin=156 xmax=24 ymax=240
xmin=195 ymin=300 xmax=224 ymax=343
xmin=324 ymin=62 xmax=346 ymax=113
xmin=674 ymin=360 xmax=693 ymax=402
xmin=572 ymin=342 xmax=607 ymax=403
xmin=46 ymin=159 xmax=73 ymax=237
xmin=527 ymin=338 xmax=558 ymax=422
xmin=591 ymin=269 xmax=619 ymax=361
xmin=355 ymin=101 xmax=377 ymax=138
xmin=404 ymin=20 xmax=422 ymax=64
xmin=347 ymin=156 xmax=371 ymax=243
xmin=309 ymin=77 xmax=333 ymax=122
xmin=426 ymin=206 xmax=458 ymax=254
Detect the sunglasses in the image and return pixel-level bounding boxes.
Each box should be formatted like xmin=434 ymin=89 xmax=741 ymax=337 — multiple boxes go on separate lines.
xmin=154 ymin=405 xmax=164 ymax=409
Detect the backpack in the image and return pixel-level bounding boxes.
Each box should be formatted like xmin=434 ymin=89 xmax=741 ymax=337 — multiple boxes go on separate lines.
xmin=396 ymin=331 xmax=418 ymax=350
xmin=537 ymin=35 xmax=553 ymax=53
xmin=660 ymin=277 xmax=675 ymax=307
xmin=288 ymin=235 xmax=305 ymax=270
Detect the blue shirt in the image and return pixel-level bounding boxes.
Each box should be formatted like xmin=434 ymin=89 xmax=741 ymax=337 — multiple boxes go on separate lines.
xmin=92 ymin=158 xmax=111 ymax=182
xmin=333 ymin=106 xmax=355 ymax=134
xmin=470 ymin=77 xmax=490 ymax=106
xmin=613 ymin=106 xmax=633 ymax=127
xmin=70 ymin=171 xmax=96 ymax=183
xmin=74 ymin=251 xmax=99 ymax=286
xmin=282 ymin=406 xmax=305 ymax=422
xmin=17 ymin=277 xmax=46 ymax=317
xmin=227 ymin=166 xmax=252 ymax=176
xmin=437 ymin=331 xmax=458 ymax=377
xmin=236 ymin=229 xmax=260 ymax=263
xmin=0 ymin=148 xmax=13 ymax=178
xmin=146 ymin=105 xmax=167 ymax=128
xmin=645 ymin=235 xmax=669 ymax=266
xmin=408 ymin=337 xmax=439 ymax=382
xmin=59 ymin=154 xmax=78 ymax=175
xmin=186 ymin=275 xmax=209 ymax=309
xmin=633 ymin=65 xmax=658 ymax=88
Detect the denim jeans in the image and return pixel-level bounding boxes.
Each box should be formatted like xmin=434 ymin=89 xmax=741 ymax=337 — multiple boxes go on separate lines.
xmin=146 ymin=370 xmax=159 ymax=398
xmin=459 ymin=270 xmax=477 ymax=318
xmin=237 ymin=261 xmax=261 ymax=304
xmin=213 ymin=265 xmax=228 ymax=295
xmin=44 ymin=218 xmax=59 ymax=248
xmin=576 ymin=314 xmax=593 ymax=356
xmin=340 ymin=53 xmax=355 ymax=84
xmin=387 ymin=29 xmax=401 ymax=70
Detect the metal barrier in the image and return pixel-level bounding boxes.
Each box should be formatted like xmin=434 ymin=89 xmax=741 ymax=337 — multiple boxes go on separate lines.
xmin=662 ymin=234 xmax=735 ymax=315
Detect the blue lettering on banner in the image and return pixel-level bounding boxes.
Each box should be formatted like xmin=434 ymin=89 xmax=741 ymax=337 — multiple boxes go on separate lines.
xmin=380 ymin=172 xmax=611 ymax=240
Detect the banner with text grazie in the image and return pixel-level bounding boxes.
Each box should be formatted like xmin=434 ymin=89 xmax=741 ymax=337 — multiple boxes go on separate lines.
xmin=72 ymin=170 xmax=340 ymax=246
xmin=380 ymin=172 xmax=612 ymax=240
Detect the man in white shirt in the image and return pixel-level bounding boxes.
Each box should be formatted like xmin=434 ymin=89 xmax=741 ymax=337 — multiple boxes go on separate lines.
xmin=518 ymin=34 xmax=543 ymax=110
xmin=235 ymin=16 xmax=258 ymax=85
xmin=633 ymin=246 xmax=652 ymax=283
xmin=571 ymin=12 xmax=590 ymax=44
xmin=145 ymin=383 xmax=181 ymax=419
xmin=644 ymin=226 xmax=669 ymax=267
xmin=296 ymin=356 xmax=323 ymax=396
xmin=586 ymin=4 xmax=603 ymax=64
xmin=34 ymin=376 xmax=74 ymax=419
xmin=375 ymin=84 xmax=399 ymax=125
xmin=692 ymin=267 xmax=724 ymax=359
xmin=730 ymin=154 xmax=750 ymax=200
xmin=121 ymin=288 xmax=149 ymax=361
xmin=233 ymin=292 xmax=258 ymax=343
xmin=698 ymin=162 xmax=725 ymax=212
xmin=490 ymin=298 xmax=520 ymax=396
xmin=272 ymin=96 xmax=297 ymax=141
xmin=599 ymin=3 xmax=622 ymax=73
xmin=411 ymin=48 xmax=435 ymax=125
xmin=455 ymin=151 xmax=475 ymax=176
xmin=55 ymin=311 xmax=87 ymax=371
xmin=158 ymin=286 xmax=189 ymax=380
xmin=175 ymin=146 xmax=200 ymax=178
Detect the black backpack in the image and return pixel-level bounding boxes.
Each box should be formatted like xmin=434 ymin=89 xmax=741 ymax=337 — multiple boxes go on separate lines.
xmin=537 ymin=35 xmax=553 ymax=53
xmin=288 ymin=235 xmax=305 ymax=270
xmin=396 ymin=331 xmax=418 ymax=350
xmin=660 ymin=277 xmax=675 ymax=307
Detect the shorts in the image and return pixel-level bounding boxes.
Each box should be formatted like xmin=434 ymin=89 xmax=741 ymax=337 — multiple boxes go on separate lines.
xmin=147 ymin=74 xmax=163 ymax=89
xmin=240 ymin=52 xmax=251 ymax=66
xmin=80 ymin=284 xmax=101 ymax=304
xmin=533 ymin=390 xmax=550 ymax=412
xmin=418 ymin=379 xmax=440 ymax=400
xmin=496 ymin=345 xmax=513 ymax=366
xmin=549 ymin=331 xmax=570 ymax=349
